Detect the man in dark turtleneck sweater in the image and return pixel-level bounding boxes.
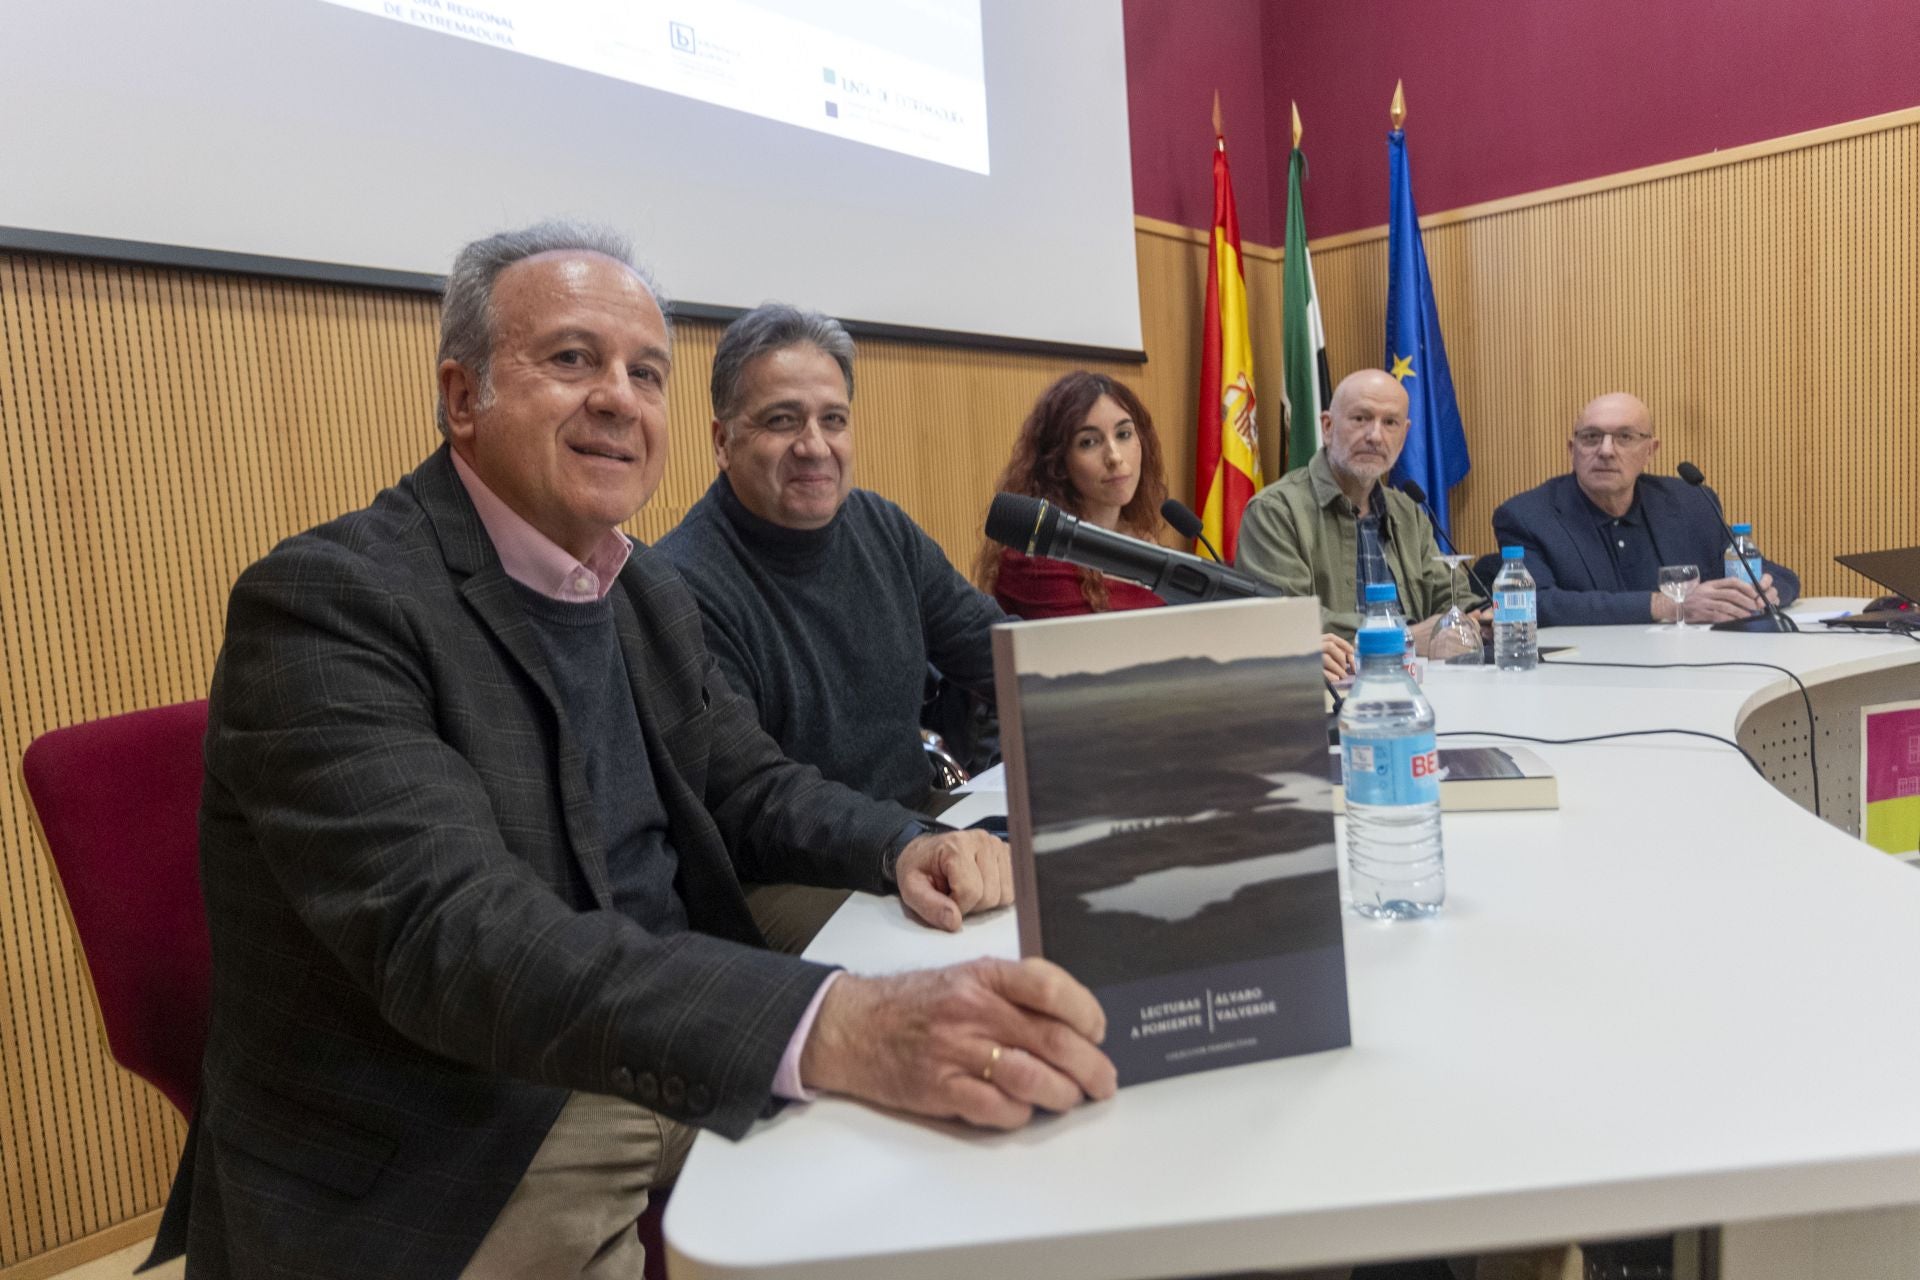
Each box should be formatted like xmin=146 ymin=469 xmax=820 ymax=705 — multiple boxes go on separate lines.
xmin=660 ymin=305 xmax=1004 ymax=825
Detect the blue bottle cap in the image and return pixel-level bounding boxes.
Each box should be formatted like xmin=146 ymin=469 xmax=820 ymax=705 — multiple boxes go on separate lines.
xmin=1501 ymin=545 xmax=1525 ymax=559
xmin=1363 ymin=582 xmax=1398 ymax=604
xmin=1356 ymin=627 xmax=1404 ymax=656
xmin=1731 ymin=522 xmax=1752 ymax=536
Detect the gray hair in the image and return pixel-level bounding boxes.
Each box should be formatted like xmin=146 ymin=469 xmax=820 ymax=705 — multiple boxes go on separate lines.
xmin=710 ymin=304 xmax=855 ymax=423
xmin=435 ymin=219 xmax=669 ymax=437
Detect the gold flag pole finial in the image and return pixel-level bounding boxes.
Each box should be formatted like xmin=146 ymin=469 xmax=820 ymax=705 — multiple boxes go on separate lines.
xmin=1291 ymin=100 xmax=1303 ymax=150
xmin=1212 ymin=90 xmax=1224 ymax=141
xmin=1390 ymin=80 xmax=1406 ymax=131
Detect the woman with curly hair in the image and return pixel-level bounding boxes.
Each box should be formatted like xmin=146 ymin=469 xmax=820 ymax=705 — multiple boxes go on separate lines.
xmin=974 ymin=371 xmax=1170 ymax=619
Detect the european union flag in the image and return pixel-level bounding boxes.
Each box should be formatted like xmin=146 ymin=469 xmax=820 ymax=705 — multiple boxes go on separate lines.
xmin=1385 ymin=128 xmax=1470 ymax=539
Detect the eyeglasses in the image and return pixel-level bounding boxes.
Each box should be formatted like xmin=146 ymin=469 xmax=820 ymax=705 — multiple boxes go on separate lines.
xmin=1571 ymin=429 xmax=1654 ymax=450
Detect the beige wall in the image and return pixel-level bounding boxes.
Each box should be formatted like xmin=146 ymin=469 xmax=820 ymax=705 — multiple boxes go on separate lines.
xmin=3 ymin=105 xmax=1917 ymax=1272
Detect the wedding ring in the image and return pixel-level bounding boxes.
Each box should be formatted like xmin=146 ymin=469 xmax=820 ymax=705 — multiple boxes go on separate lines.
xmin=981 ymin=1044 xmax=1002 ymax=1084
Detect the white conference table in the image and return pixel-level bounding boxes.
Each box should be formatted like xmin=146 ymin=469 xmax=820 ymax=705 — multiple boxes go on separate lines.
xmin=666 ymin=604 xmax=1920 ymax=1279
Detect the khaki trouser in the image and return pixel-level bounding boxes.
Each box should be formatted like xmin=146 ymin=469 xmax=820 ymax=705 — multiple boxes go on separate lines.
xmin=462 ymin=883 xmax=833 ymax=1277
xmin=462 ymin=1090 xmax=695 ymax=1278
xmin=743 ymin=882 xmax=850 ymax=955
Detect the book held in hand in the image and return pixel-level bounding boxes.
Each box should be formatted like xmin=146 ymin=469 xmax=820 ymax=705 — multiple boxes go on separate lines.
xmin=991 ymin=597 xmax=1350 ymax=1087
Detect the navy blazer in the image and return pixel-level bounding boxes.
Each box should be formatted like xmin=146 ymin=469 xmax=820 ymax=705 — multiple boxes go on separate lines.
xmin=1491 ymin=473 xmax=1800 ymax=626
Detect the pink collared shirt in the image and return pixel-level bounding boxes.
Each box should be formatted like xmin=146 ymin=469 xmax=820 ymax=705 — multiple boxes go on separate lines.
xmin=450 ymin=451 xmax=632 ymax=601
xmin=452 ymin=450 xmax=831 ymax=1101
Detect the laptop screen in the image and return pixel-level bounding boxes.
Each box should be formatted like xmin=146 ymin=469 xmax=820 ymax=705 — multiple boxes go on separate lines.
xmin=1835 ymin=546 xmax=1920 ymax=603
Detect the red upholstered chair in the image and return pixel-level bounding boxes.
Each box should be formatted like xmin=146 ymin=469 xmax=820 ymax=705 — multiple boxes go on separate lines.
xmin=24 ymin=699 xmax=675 ymax=1278
xmin=21 ymin=699 xmax=212 ymax=1120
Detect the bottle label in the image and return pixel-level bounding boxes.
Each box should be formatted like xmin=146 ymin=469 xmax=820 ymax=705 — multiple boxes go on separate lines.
xmin=1494 ymin=591 xmax=1536 ymax=625
xmin=1344 ymin=731 xmax=1441 ymax=806
xmin=1724 ymin=555 xmax=1763 ymax=586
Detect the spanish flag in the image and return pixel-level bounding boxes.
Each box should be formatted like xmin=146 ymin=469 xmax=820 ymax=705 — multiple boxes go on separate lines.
xmin=1194 ymin=101 xmax=1263 ymax=563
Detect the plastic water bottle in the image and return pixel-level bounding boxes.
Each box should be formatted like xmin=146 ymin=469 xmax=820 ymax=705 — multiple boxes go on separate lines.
xmin=1359 ymin=581 xmax=1420 ymax=681
xmin=1491 ymin=546 xmax=1538 ymax=671
xmin=1724 ymin=522 xmax=1765 ymax=614
xmin=1339 ymin=627 xmax=1444 ymax=920
xmin=1360 ymin=581 xmax=1401 ymax=630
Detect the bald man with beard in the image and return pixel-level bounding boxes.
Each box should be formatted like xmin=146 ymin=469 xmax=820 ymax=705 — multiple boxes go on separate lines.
xmin=1491 ymin=392 xmax=1799 ymax=626
xmin=1236 ymin=369 xmax=1483 ymax=677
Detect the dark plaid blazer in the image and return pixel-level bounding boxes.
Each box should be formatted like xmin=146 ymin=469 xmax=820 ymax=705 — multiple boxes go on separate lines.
xmin=149 ymin=446 xmax=913 ymax=1278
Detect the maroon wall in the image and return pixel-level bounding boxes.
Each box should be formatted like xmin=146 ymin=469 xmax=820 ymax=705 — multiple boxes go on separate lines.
xmin=1126 ymin=0 xmax=1920 ymax=241
xmin=1122 ymin=0 xmax=1276 ymax=236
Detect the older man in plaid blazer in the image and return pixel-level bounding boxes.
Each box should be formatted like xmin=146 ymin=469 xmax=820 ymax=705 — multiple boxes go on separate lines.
xmin=150 ymin=223 xmax=1116 ymax=1279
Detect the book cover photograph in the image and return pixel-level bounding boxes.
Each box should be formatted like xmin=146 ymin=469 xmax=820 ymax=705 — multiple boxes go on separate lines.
xmin=991 ymin=596 xmax=1350 ymax=1087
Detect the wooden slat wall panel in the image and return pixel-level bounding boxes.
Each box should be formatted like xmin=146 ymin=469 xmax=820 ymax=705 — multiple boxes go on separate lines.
xmin=634 ymin=228 xmax=1287 ymax=565
xmin=0 ymin=260 xmax=446 ymax=1269
xmin=638 ymin=233 xmax=1292 ymax=562
xmin=1307 ymin=119 xmax=1920 ymax=596
xmin=1 ymin=110 xmax=1913 ymax=1270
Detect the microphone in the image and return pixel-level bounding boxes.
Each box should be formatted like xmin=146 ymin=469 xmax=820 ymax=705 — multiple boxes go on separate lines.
xmin=986 ymin=493 xmax=1282 ymax=606
xmin=1159 ymin=498 xmax=1223 ymax=563
xmin=1675 ymin=461 xmax=1796 ymax=633
xmin=1398 ymin=480 xmax=1491 ymax=602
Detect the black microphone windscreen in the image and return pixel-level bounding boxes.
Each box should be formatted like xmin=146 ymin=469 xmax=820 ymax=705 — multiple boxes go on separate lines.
xmin=1398 ymin=479 xmax=1428 ymax=504
xmin=1677 ymin=461 xmax=1706 ymax=486
xmin=1159 ymin=498 xmax=1205 ymax=539
xmin=985 ymin=493 xmax=1052 ymax=553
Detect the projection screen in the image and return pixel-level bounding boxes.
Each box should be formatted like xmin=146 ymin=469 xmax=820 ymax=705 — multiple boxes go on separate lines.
xmin=0 ymin=0 xmax=1141 ymax=354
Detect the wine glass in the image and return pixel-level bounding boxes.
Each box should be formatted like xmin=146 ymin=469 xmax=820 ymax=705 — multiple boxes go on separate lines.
xmin=1431 ymin=554 xmax=1483 ymax=664
xmin=1658 ymin=564 xmax=1701 ymax=629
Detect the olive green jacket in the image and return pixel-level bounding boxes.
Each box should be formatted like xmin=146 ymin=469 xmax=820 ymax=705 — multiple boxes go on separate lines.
xmin=1234 ymin=450 xmax=1467 ymax=639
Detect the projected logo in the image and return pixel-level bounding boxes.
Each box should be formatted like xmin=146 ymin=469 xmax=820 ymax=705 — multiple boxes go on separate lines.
xmin=315 ymin=0 xmax=990 ymax=174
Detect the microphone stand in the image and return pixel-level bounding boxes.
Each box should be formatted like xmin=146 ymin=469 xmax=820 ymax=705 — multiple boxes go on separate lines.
xmin=1676 ymin=463 xmax=1797 ymax=633
xmin=1398 ymin=482 xmax=1491 ymax=605
xmin=1159 ymin=499 xmax=1224 ymax=563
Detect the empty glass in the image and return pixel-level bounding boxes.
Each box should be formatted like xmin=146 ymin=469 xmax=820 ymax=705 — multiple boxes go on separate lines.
xmin=1431 ymin=554 xmax=1483 ymax=664
xmin=1658 ymin=564 xmax=1701 ymax=628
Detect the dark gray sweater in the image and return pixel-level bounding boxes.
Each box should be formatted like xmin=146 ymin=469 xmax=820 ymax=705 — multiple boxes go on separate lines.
xmin=658 ymin=474 xmax=1004 ymax=810
xmin=508 ymin=582 xmax=688 ymax=937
